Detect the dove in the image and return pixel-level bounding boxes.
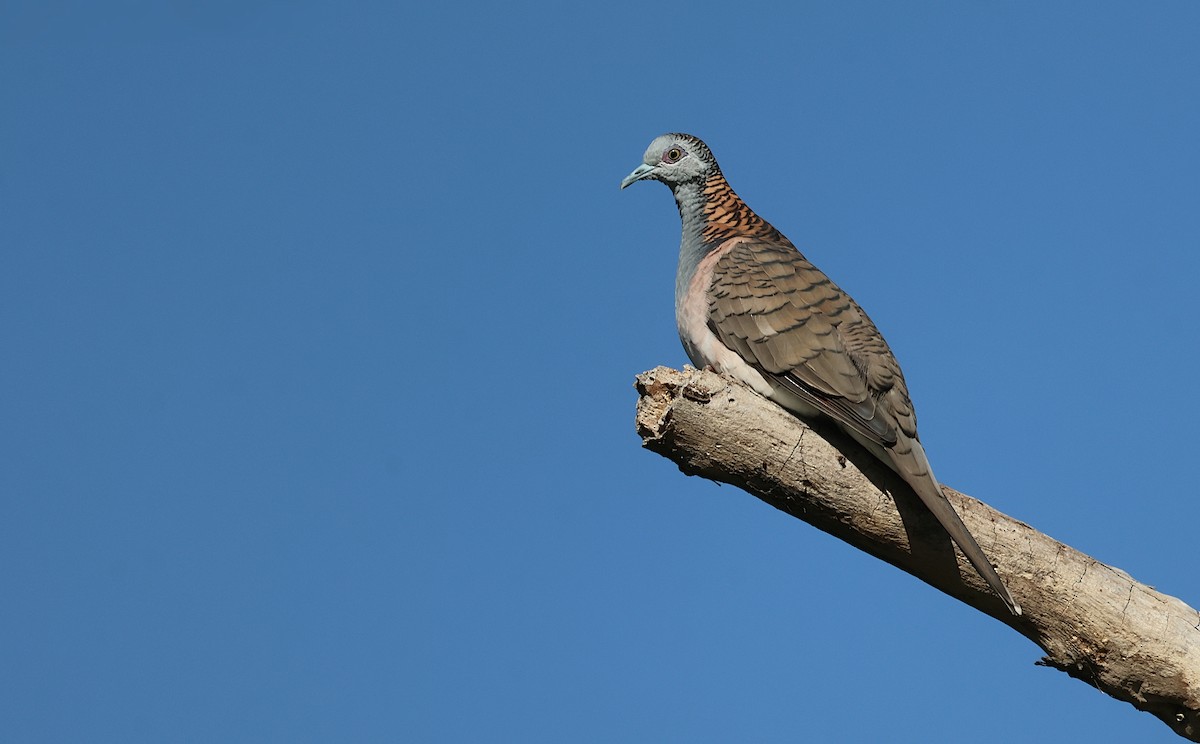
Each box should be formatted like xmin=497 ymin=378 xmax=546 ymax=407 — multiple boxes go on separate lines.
xmin=622 ymin=133 xmax=1021 ymax=616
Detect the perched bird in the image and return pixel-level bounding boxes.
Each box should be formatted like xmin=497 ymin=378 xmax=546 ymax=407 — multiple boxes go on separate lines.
xmin=622 ymin=133 xmax=1021 ymax=616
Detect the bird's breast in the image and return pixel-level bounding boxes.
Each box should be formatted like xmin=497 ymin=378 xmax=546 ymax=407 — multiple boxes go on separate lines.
xmin=676 ymin=238 xmax=775 ymax=399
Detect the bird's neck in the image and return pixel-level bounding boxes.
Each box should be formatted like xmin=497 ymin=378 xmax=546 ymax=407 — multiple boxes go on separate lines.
xmin=672 ymin=173 xmax=787 ymax=316
xmin=673 ymin=172 xmax=785 ymax=262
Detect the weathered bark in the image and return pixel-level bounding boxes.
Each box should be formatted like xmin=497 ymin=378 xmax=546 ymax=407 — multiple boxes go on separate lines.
xmin=635 ymin=365 xmax=1200 ymax=741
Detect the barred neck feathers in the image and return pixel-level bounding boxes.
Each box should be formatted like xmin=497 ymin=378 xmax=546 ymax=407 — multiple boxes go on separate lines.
xmin=673 ymin=172 xmax=786 ymax=253
xmin=696 ymin=173 xmax=783 ymax=245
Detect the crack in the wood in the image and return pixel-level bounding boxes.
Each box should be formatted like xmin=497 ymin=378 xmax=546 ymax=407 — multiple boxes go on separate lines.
xmin=868 ymin=490 xmax=886 ymax=519
xmin=987 ymin=512 xmax=1001 ymax=549
xmin=777 ymin=428 xmax=805 ymax=479
xmin=1075 ymin=560 xmax=1090 ymax=589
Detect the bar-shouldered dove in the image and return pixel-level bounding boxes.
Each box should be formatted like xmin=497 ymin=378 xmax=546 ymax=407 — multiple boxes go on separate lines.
xmin=622 ymin=133 xmax=1021 ymax=616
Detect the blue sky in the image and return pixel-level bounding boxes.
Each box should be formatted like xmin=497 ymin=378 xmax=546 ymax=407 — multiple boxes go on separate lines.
xmin=3 ymin=2 xmax=1198 ymax=741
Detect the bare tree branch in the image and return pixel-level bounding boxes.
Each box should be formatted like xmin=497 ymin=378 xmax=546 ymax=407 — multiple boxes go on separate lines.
xmin=635 ymin=365 xmax=1200 ymax=741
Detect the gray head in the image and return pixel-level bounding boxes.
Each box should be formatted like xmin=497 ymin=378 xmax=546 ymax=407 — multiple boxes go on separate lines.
xmin=620 ymin=133 xmax=720 ymax=190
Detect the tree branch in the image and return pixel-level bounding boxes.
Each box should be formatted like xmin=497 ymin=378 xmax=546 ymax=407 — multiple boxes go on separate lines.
xmin=635 ymin=365 xmax=1200 ymax=741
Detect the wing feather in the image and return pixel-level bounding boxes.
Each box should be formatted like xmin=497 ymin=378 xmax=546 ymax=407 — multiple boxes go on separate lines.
xmin=708 ymin=238 xmax=914 ymax=448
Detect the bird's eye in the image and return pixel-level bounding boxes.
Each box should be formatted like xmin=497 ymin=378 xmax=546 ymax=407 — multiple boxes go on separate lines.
xmin=663 ymin=147 xmax=684 ymax=163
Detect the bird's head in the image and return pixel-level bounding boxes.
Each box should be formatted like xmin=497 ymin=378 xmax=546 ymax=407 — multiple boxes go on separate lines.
xmin=620 ymin=133 xmax=719 ymax=190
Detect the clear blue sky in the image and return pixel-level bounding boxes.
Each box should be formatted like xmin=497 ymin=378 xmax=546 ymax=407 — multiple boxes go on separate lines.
xmin=3 ymin=2 xmax=1198 ymax=741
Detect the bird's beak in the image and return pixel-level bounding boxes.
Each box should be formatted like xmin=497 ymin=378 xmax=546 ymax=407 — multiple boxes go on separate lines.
xmin=620 ymin=163 xmax=657 ymax=190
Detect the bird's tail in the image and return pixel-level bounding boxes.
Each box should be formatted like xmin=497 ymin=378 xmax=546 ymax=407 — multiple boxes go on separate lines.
xmin=892 ymin=440 xmax=1022 ymax=616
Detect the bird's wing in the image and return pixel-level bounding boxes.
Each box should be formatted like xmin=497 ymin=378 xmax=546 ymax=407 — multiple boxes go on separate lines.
xmin=707 ymin=237 xmax=916 ymax=449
